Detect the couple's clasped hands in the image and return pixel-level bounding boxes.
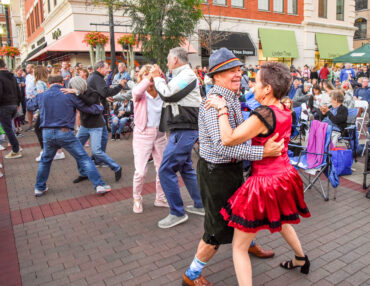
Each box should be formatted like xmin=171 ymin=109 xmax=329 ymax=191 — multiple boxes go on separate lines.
xmin=141 ymin=64 xmax=163 ymax=82
xmin=205 ymin=95 xmax=284 ymax=157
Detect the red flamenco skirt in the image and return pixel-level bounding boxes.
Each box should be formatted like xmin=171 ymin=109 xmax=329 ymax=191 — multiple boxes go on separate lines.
xmin=220 ymin=165 xmax=311 ymax=234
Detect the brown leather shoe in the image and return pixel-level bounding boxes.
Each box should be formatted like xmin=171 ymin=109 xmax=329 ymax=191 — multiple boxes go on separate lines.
xmin=248 ymin=243 xmax=275 ymax=259
xmin=182 ymin=273 xmax=214 ymax=286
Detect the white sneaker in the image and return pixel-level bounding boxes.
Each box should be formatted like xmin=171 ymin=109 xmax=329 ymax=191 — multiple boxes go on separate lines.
xmin=158 ymin=214 xmax=188 ymax=229
xmin=54 ymin=151 xmax=65 ymax=160
xmin=0 ymin=145 xmax=5 ymax=151
xmin=35 ymin=151 xmax=43 ymax=162
xmin=96 ymin=185 xmax=111 ymax=195
xmin=0 ymin=163 xmax=2 ymax=168
xmin=35 ymin=187 xmax=48 ymax=197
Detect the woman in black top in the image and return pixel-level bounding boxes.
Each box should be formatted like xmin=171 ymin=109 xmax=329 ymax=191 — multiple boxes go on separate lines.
xmin=321 ymin=90 xmax=348 ymax=146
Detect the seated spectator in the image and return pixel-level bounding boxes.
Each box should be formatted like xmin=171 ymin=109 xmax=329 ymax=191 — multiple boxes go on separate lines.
xmin=334 ymin=78 xmax=341 ymax=89
xmin=354 ymin=77 xmax=370 ymax=102
xmin=111 ymin=97 xmax=133 ymax=140
xmin=341 ymin=80 xmax=355 ymax=109
xmin=281 ymin=97 xmax=296 ymax=135
xmin=288 ymin=78 xmax=301 ymax=99
xmin=308 ymin=84 xmax=322 ymax=119
xmin=356 ymin=66 xmax=369 ymax=80
xmin=320 ymin=80 xmax=334 ymax=107
xmin=321 ymin=90 xmax=348 ymax=146
xmin=292 ymin=82 xmax=312 ymax=107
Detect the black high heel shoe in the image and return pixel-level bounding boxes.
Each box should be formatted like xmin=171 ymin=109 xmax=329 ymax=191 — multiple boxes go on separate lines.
xmin=280 ymin=255 xmax=310 ymax=274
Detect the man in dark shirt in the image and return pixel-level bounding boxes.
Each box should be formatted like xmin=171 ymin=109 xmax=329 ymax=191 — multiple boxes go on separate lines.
xmin=87 ymin=61 xmax=127 ymax=163
xmin=0 ymin=59 xmax=22 ymax=159
xmin=27 ymin=74 xmax=112 ymax=197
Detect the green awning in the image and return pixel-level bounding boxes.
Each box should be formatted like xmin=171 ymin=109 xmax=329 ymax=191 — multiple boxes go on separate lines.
xmin=259 ymin=28 xmax=299 ymax=58
xmin=316 ymin=33 xmax=349 ymax=59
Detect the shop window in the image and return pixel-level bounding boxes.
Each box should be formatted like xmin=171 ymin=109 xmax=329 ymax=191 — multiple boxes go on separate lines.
xmin=287 ymin=0 xmax=297 ymax=14
xmin=356 ymin=0 xmax=367 ymax=10
xmin=0 ymin=4 xmax=5 ymax=14
xmin=35 ymin=4 xmax=39 ymax=28
xmin=258 ymin=0 xmax=269 ymax=10
xmin=231 ymin=0 xmax=244 ymax=7
xmin=354 ymin=18 xmax=367 ymax=39
xmin=315 ymin=51 xmax=333 ymax=68
xmin=274 ymin=0 xmax=284 ymax=13
xmin=31 ymin=11 xmax=35 ymax=33
xmin=213 ymin=0 xmax=227 ymax=5
xmin=318 ymin=0 xmax=327 ymax=18
xmin=337 ymin=0 xmax=344 ymax=20
xmin=40 ymin=0 xmax=44 ymax=21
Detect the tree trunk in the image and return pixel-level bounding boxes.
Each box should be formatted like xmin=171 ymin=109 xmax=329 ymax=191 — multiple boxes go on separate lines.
xmin=108 ymin=4 xmax=116 ymax=70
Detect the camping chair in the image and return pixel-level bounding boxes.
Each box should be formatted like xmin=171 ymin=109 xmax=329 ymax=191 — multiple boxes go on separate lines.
xmin=337 ymin=108 xmax=360 ymax=161
xmin=291 ymin=105 xmax=309 ymax=144
xmin=354 ymin=100 xmax=368 ymax=138
xmin=289 ymin=121 xmax=336 ymax=201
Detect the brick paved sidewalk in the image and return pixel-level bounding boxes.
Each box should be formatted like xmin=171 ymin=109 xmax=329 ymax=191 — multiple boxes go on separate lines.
xmin=0 ymin=132 xmax=369 ymax=286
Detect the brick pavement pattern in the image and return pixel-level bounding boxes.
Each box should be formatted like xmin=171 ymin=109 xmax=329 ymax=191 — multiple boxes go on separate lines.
xmin=1 ymin=131 xmax=370 ymax=286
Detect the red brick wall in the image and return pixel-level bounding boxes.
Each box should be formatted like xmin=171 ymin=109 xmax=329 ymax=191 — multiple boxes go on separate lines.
xmin=201 ymin=0 xmax=303 ymax=24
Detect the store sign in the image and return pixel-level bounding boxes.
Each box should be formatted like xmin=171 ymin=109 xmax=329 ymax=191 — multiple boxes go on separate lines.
xmin=200 ymin=30 xmax=256 ymax=57
xmin=52 ymin=29 xmax=62 ymax=40
xmin=271 ymin=51 xmax=293 ymax=57
xmin=351 ymin=53 xmax=365 ymax=57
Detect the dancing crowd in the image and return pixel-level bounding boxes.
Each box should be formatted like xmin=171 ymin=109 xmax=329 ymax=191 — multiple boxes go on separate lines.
xmin=0 ymin=46 xmax=369 ymax=285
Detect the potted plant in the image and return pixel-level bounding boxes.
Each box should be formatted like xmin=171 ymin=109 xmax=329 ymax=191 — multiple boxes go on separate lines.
xmin=83 ymin=31 xmax=109 ymax=65
xmin=117 ymin=35 xmax=136 ymax=73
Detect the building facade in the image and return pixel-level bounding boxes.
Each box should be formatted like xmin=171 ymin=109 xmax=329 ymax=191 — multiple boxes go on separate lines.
xmin=10 ymin=0 xmax=358 ymax=68
xmin=354 ymin=0 xmax=370 ymax=49
xmin=188 ymin=0 xmax=356 ymax=68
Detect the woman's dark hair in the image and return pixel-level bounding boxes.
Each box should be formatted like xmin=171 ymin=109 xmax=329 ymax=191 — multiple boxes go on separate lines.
xmin=260 ymin=62 xmax=292 ymax=100
xmin=330 ymin=90 xmax=344 ymax=103
xmin=324 ymin=63 xmax=328 ymax=68
xmin=312 ymin=84 xmax=322 ymax=95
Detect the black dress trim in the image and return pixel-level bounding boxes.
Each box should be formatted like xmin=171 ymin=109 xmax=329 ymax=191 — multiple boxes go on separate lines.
xmin=223 ymin=202 xmax=309 ymax=230
xmin=250 ymin=105 xmax=277 ymax=138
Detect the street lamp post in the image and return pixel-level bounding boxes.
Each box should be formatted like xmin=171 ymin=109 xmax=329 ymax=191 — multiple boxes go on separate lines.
xmin=1 ymin=0 xmax=11 ymax=46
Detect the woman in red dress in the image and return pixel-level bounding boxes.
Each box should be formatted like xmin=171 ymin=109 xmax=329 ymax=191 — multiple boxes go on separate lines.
xmin=206 ymin=62 xmax=311 ymax=286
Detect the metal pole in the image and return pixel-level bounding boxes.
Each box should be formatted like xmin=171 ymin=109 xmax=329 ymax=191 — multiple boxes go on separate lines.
xmin=4 ymin=5 xmax=11 ymax=46
xmin=108 ymin=4 xmax=116 ymax=70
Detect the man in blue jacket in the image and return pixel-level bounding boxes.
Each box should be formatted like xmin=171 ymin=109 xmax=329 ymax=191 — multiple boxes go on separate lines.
xmin=340 ymin=63 xmax=356 ymax=82
xmin=27 ymin=74 xmax=111 ymax=197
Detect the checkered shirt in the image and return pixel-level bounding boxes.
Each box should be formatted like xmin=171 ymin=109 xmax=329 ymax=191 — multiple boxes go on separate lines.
xmin=198 ymin=85 xmax=264 ymax=164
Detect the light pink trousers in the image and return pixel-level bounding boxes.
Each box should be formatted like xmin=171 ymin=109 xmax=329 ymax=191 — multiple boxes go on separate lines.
xmin=132 ymin=127 xmax=167 ymax=201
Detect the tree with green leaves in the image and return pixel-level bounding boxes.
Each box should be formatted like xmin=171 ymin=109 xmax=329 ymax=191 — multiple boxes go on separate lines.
xmin=124 ymin=0 xmax=202 ymax=71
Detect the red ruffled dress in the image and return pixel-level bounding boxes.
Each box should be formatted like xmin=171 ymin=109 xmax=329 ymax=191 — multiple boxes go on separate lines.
xmin=220 ymin=105 xmax=311 ymax=233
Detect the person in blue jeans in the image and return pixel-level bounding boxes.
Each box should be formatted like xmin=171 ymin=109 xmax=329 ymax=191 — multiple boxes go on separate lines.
xmin=151 ymin=47 xmax=204 ymax=229
xmin=61 ymin=76 xmax=122 ymax=182
xmin=27 ymin=74 xmax=112 ymax=196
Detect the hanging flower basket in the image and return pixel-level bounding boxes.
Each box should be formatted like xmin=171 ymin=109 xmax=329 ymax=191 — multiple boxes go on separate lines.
xmin=83 ymin=31 xmax=108 ymax=47
xmin=0 ymin=46 xmax=20 ymax=57
xmin=117 ymin=35 xmax=136 ymax=49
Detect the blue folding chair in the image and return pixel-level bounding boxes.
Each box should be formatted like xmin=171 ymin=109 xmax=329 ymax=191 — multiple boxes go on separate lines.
xmin=289 ymin=122 xmax=336 ymax=201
